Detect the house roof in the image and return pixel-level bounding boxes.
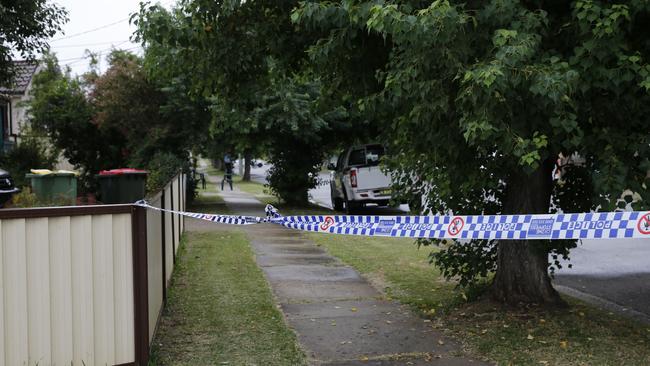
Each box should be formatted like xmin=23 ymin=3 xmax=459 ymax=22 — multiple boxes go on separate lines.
xmin=0 ymin=60 xmax=39 ymax=95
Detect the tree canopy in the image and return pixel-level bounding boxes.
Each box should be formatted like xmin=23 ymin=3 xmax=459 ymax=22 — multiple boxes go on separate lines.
xmin=0 ymin=0 xmax=67 ymax=85
xmin=293 ymin=0 xmax=650 ymax=304
xmin=27 ymin=50 xmax=208 ymax=192
xmin=134 ymin=0 xmax=348 ymax=203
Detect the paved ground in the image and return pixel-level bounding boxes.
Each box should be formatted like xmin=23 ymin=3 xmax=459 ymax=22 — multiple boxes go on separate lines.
xmin=214 ymin=183 xmax=490 ymax=365
xmin=554 ymin=238 xmax=650 ymax=323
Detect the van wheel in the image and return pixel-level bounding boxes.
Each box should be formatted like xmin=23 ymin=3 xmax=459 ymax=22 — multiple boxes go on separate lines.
xmin=345 ymin=200 xmax=359 ymax=214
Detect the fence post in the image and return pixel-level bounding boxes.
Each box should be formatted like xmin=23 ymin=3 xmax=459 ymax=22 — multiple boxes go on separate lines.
xmin=131 ymin=205 xmax=149 ymax=365
xmin=178 ymin=172 xmax=183 ymax=233
xmin=170 ymin=181 xmax=176 ymax=264
xmin=160 ymin=187 xmax=167 ymax=304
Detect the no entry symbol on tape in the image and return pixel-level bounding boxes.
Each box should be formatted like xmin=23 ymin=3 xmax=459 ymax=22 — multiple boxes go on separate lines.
xmin=320 ymin=216 xmax=335 ymax=231
xmin=638 ymin=213 xmax=650 ymax=235
xmin=447 ymin=216 xmax=464 ymax=236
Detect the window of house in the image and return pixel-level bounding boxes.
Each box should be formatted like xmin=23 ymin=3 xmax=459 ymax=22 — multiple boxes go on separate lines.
xmin=0 ymin=104 xmax=6 ymax=140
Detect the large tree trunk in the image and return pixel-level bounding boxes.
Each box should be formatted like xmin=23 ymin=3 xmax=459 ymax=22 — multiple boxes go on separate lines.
xmin=243 ymin=151 xmax=252 ymax=182
xmin=491 ymin=158 xmax=565 ymax=306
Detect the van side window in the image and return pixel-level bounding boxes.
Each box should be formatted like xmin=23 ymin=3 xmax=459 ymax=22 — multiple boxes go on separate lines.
xmin=348 ymin=149 xmax=366 ymax=166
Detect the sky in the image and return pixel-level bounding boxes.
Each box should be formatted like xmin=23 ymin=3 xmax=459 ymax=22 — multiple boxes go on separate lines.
xmin=47 ymin=0 xmax=174 ymax=76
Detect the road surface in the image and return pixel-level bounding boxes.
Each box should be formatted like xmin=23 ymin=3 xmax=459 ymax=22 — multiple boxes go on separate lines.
xmin=243 ymin=160 xmax=650 ymax=323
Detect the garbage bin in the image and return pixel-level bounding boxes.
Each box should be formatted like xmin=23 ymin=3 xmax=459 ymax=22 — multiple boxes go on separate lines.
xmin=26 ymin=170 xmax=78 ymax=205
xmin=97 ymin=168 xmax=148 ymax=204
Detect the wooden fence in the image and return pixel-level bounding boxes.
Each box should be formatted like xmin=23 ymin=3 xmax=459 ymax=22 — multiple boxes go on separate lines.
xmin=0 ymin=172 xmax=187 ymax=366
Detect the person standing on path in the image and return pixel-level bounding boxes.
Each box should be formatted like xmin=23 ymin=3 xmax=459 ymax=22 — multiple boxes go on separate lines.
xmin=221 ymin=152 xmax=234 ymax=190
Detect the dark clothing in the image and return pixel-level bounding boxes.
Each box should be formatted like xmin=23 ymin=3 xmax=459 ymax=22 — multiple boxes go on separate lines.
xmin=221 ymin=162 xmax=233 ymax=190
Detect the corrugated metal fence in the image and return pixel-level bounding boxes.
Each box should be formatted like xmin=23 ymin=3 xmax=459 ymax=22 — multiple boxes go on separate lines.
xmin=0 ymin=172 xmax=187 ymax=366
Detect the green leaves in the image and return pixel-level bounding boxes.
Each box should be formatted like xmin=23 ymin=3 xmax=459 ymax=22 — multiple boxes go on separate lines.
xmin=290 ymin=0 xmax=650 ymax=290
xmin=493 ymin=29 xmax=518 ymax=47
xmin=0 ymin=0 xmax=68 ymax=85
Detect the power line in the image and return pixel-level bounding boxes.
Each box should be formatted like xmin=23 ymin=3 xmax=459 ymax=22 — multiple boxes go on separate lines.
xmin=50 ymin=17 xmax=130 ymax=42
xmin=59 ymin=42 xmax=140 ymax=65
xmin=51 ymin=40 xmax=130 ymax=48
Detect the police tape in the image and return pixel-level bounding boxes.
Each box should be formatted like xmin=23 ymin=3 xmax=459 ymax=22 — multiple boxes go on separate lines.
xmin=136 ymin=200 xmax=264 ymax=225
xmin=135 ymin=201 xmax=650 ymax=240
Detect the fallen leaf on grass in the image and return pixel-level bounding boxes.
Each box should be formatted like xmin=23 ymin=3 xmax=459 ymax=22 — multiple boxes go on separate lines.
xmin=527 ymin=334 xmax=534 ymax=340
xmin=560 ymin=340 xmax=568 ymax=350
xmin=438 ymin=340 xmax=445 ymax=345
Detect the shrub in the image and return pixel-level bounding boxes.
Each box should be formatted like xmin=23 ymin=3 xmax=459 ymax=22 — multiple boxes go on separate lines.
xmin=6 ymin=190 xmax=39 ymax=208
xmin=144 ymin=151 xmax=186 ymax=193
xmin=0 ymin=129 xmax=58 ymax=188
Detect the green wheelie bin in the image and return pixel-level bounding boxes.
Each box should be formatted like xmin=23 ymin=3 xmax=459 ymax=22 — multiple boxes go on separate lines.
xmin=26 ymin=170 xmax=78 ymax=205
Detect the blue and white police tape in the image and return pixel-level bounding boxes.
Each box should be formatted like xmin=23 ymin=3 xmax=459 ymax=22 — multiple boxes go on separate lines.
xmin=135 ymin=200 xmax=265 ymax=225
xmin=134 ymin=201 xmax=650 ymax=240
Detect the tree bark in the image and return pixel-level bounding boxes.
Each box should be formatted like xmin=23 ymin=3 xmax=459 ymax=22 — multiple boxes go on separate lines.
xmin=212 ymin=158 xmax=222 ymax=170
xmin=243 ymin=151 xmax=252 ymax=182
xmin=491 ymin=158 xmax=565 ymax=306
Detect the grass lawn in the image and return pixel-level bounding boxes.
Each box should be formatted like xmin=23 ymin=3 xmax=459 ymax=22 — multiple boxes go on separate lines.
xmin=189 ymin=194 xmax=229 ymax=215
xmin=150 ymin=229 xmax=306 ymax=366
xmin=233 ymin=176 xmax=274 ymax=199
xmin=307 ymin=234 xmax=650 ymax=366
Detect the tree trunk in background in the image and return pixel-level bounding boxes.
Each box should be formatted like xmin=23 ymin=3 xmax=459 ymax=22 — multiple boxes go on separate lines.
xmin=243 ymin=151 xmax=252 ymax=181
xmin=284 ymin=188 xmax=309 ymax=206
xmin=491 ymin=158 xmax=565 ymax=306
xmin=212 ymin=158 xmax=222 ymax=170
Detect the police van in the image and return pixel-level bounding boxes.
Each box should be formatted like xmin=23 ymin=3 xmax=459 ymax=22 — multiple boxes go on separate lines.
xmin=328 ymin=144 xmax=392 ymax=212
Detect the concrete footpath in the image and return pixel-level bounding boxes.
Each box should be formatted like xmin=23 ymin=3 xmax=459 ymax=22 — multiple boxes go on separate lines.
xmin=217 ymin=185 xmax=490 ymax=365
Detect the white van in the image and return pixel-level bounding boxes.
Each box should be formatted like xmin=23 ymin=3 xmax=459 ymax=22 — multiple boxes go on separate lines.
xmin=328 ymin=144 xmax=392 ymax=212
